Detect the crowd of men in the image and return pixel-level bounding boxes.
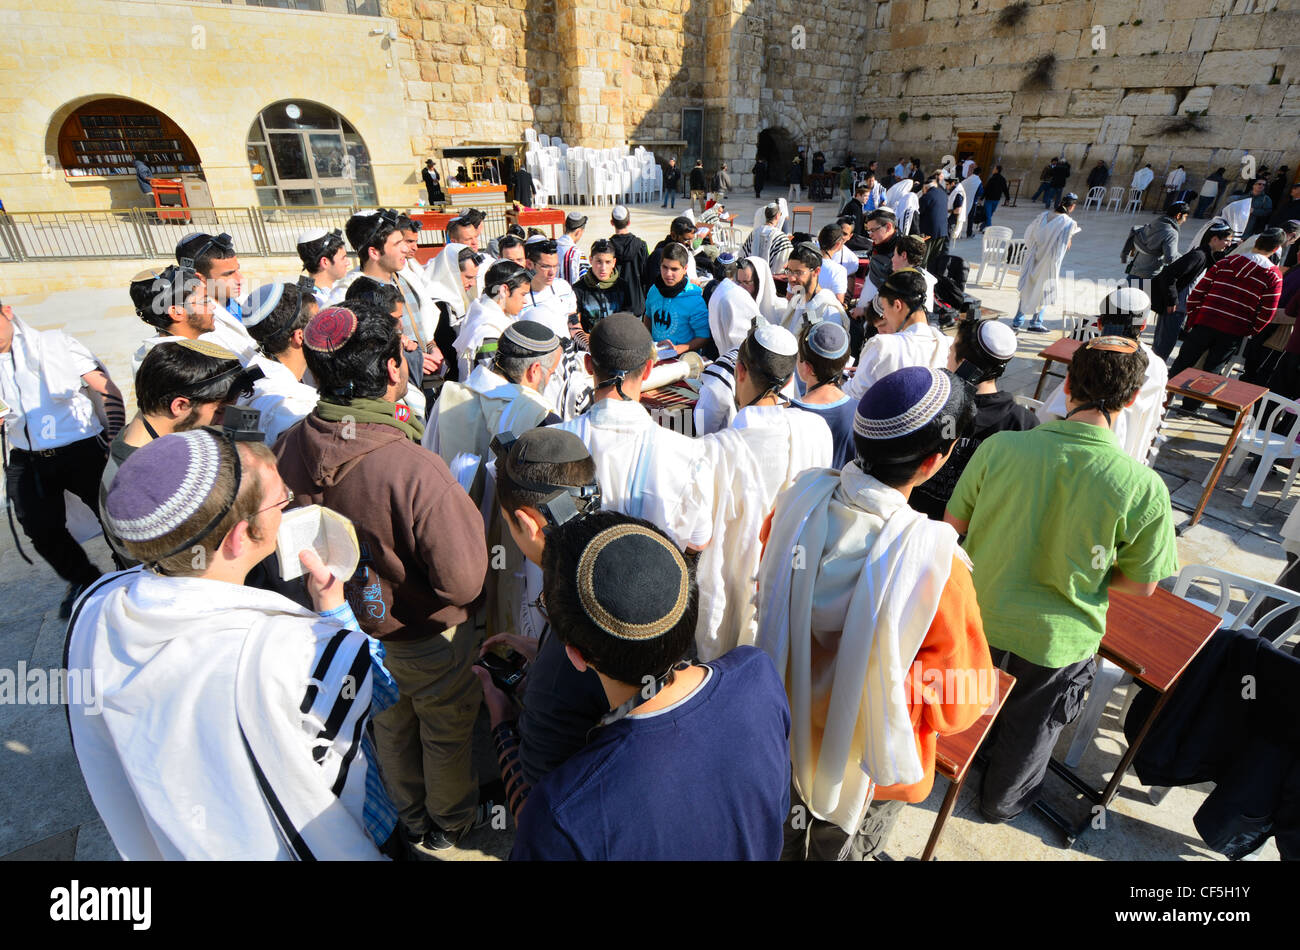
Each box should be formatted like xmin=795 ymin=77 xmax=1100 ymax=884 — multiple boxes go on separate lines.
xmin=6 ymin=148 xmax=1297 ymax=860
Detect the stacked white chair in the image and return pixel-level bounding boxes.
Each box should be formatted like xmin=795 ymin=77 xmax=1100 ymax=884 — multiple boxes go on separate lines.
xmin=975 ymin=226 xmax=1013 ymax=285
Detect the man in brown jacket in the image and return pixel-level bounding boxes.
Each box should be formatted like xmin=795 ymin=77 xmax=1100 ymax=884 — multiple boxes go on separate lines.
xmin=275 ymin=303 xmax=489 ymax=855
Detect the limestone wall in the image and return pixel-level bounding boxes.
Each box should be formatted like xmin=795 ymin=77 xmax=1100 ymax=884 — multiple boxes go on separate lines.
xmin=0 ymin=0 xmax=413 ymax=212
xmin=855 ymin=0 xmax=1300 ymax=194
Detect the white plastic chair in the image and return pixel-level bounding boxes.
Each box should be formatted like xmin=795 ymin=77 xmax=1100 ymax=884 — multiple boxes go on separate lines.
xmin=524 ymin=128 xmax=538 ymax=145
xmin=1083 ymin=186 xmax=1106 ymax=213
xmin=975 ymin=226 xmax=1013 ymax=285
xmin=1124 ymin=188 xmax=1144 ymax=215
xmin=538 ymin=133 xmax=551 ymax=148
xmin=1214 ymin=390 xmax=1300 ymax=508
xmin=995 ymin=239 xmax=1027 ymax=289
xmin=1014 ymin=394 xmax=1044 ymax=413
xmin=1106 ymin=186 xmax=1125 ymax=212
xmin=567 ymin=161 xmax=588 ymax=207
xmin=1063 ymin=564 xmax=1300 ymax=771
xmin=1062 ymin=313 xmax=1099 ymax=342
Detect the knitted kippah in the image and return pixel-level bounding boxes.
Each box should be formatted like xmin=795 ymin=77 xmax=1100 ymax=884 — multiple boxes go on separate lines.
xmin=590 ymin=312 xmax=652 ymax=371
xmin=242 ymin=283 xmax=286 ymax=328
xmin=854 ymin=366 xmax=951 ymax=441
xmin=805 ymin=321 xmax=849 ymax=360
xmin=576 ymin=523 xmax=689 ymax=642
xmin=499 ymin=320 xmax=559 ymax=357
xmin=304 ymin=306 xmax=358 ymax=353
xmin=103 ymin=430 xmax=224 ymax=543
xmin=173 ymin=339 xmax=239 ymax=360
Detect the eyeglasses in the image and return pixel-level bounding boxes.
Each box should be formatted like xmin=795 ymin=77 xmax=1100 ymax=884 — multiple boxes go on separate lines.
xmin=256 ymin=483 xmax=294 ymax=515
xmin=865 ymin=225 xmax=886 ymax=235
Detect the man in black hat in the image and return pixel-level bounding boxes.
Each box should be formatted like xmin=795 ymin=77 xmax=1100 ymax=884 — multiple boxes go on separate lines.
xmin=511 ymin=510 xmax=792 ymax=860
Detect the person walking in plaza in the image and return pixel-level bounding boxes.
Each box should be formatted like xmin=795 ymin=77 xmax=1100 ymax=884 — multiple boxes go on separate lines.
xmin=690 ymin=159 xmax=708 ymax=218
xmin=1012 ymin=194 xmax=1080 ymax=333
xmin=753 ymin=156 xmax=768 ymax=198
xmin=981 ymin=166 xmax=1009 ymax=232
xmin=661 ymin=157 xmax=681 ymax=209
xmin=0 ymin=299 xmax=124 ymax=617
xmin=787 ymin=154 xmax=804 ymax=203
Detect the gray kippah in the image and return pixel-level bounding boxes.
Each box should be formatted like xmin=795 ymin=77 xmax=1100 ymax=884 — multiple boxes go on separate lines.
xmin=512 ymin=427 xmax=590 ymax=467
xmin=104 ymin=430 xmax=224 ymax=543
xmin=590 ymin=312 xmax=652 ymax=371
xmin=499 ymin=320 xmax=559 ymax=357
xmin=577 ymin=523 xmax=689 ymax=641
xmin=805 ymin=321 xmax=849 ymax=359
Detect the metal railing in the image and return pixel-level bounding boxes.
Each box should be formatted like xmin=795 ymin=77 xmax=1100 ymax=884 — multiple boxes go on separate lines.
xmin=0 ymin=204 xmax=514 ymax=263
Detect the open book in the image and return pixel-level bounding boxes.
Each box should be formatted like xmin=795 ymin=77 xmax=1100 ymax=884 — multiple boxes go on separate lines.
xmin=276 ymin=505 xmax=361 ymax=583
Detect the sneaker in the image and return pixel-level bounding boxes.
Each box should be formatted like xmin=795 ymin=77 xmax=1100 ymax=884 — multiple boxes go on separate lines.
xmin=1025 ymin=321 xmax=1050 ymax=333
xmin=1011 ymin=316 xmax=1025 ymax=330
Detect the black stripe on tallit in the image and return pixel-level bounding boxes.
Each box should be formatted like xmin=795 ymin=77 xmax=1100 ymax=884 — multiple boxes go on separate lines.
xmin=311 ymin=643 xmax=370 ymax=763
xmin=330 ymin=712 xmax=367 ymax=798
xmin=299 ymin=629 xmax=351 ymax=714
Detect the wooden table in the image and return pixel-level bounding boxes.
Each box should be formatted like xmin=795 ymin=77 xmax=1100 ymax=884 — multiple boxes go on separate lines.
xmin=641 ymin=384 xmax=698 ymax=437
xmin=1032 ymin=336 xmax=1082 ymax=399
xmin=925 ymin=668 xmax=1016 ymax=860
xmin=1036 ymin=586 xmax=1222 ymax=845
xmin=1164 ymin=369 xmax=1268 ymax=530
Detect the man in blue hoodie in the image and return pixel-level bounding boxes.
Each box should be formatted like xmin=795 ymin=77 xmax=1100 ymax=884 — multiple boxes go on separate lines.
xmin=644 ymin=243 xmax=710 ymax=355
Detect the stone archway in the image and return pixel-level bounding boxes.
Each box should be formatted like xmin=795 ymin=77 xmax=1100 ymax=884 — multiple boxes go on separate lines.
xmin=757 ymin=126 xmax=797 ymax=191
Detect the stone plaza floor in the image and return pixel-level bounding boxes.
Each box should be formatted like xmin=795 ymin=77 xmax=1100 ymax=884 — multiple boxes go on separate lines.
xmin=0 ymin=186 xmax=1287 ymax=861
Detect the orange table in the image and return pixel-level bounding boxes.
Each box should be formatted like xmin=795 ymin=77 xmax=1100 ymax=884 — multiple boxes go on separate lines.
xmin=1037 ymin=586 xmax=1222 ymax=845
xmin=1031 ymin=336 xmax=1082 ymax=399
xmin=1163 ymin=369 xmax=1268 ymax=530
xmin=514 ymin=208 xmax=565 ymax=238
xmin=925 ymin=668 xmax=1016 ymax=860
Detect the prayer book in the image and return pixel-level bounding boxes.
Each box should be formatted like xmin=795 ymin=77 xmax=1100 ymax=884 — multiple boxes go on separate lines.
xmin=276 ymin=505 xmax=360 ymax=582
xmin=1184 ymin=374 xmax=1228 ymax=397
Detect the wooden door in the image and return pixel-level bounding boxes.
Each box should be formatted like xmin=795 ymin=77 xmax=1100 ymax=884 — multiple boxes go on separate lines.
xmin=955 ymin=132 xmax=997 ymax=176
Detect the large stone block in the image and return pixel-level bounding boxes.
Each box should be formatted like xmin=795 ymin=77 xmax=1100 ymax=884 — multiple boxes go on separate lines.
xmin=1196 ymin=48 xmax=1279 ymax=85
xmin=1119 ymin=92 xmax=1179 ymax=116
xmin=1067 ymin=88 xmax=1123 ymax=117
xmin=1281 ymin=85 xmax=1300 ymax=117
xmin=1208 ymin=83 xmax=1286 ymax=118
xmin=1189 ymin=17 xmax=1219 ymax=52
xmin=1099 ymin=114 xmax=1134 ymax=145
xmin=1211 ymin=14 xmax=1264 ymax=51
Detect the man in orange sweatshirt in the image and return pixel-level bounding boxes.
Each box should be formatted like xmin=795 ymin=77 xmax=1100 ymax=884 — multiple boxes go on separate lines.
xmin=756 ymin=365 xmax=994 ymax=860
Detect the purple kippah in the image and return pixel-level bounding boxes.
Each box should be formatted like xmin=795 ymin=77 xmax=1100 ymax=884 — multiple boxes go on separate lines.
xmin=304 ymin=306 xmax=359 ymax=353
xmin=854 ymin=366 xmax=951 ymax=441
xmin=104 ymin=431 xmax=223 ymax=542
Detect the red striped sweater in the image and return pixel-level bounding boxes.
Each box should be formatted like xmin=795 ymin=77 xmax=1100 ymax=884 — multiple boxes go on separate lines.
xmin=1186 ymin=253 xmax=1282 ymax=336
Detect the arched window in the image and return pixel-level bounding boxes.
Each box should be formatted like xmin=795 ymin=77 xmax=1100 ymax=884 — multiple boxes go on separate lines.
xmin=57 ymin=98 xmax=201 ymax=179
xmin=247 ymin=101 xmax=377 ymax=207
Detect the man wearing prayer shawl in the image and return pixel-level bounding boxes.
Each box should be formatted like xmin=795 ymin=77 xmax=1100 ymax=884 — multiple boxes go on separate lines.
xmin=696 ymin=322 xmax=832 ymax=661
xmin=743 ymin=200 xmax=795 ymax=274
xmin=68 ymin=430 xmax=397 ymax=859
xmin=1012 ymin=193 xmax=1081 ymax=333
xmin=756 ymin=366 xmax=993 ymax=860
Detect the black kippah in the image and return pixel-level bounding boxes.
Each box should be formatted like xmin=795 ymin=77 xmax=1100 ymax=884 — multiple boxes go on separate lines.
xmin=511 ymin=427 xmax=589 ymax=467
xmin=589 ymin=312 xmax=652 ymax=372
xmin=577 ymin=524 xmax=689 ymax=641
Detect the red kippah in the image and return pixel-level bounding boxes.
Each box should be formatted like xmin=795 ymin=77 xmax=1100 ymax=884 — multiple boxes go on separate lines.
xmin=304 ymin=306 xmax=358 ymax=353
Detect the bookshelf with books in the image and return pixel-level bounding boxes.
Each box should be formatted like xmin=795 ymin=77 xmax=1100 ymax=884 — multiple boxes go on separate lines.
xmin=57 ymin=100 xmax=202 ymax=179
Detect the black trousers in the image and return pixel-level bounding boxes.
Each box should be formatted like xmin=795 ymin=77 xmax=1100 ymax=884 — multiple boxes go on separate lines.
xmin=5 ymin=436 xmax=107 ymax=586
xmin=979 ymin=648 xmax=1095 ymax=820
xmin=781 ymin=780 xmax=906 ymax=861
xmin=924 ymin=236 xmax=949 ymax=276
xmin=1168 ymin=324 xmax=1246 ymax=413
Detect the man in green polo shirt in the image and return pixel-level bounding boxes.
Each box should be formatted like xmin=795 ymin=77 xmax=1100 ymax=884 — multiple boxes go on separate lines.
xmin=945 ymin=336 xmax=1178 ymax=822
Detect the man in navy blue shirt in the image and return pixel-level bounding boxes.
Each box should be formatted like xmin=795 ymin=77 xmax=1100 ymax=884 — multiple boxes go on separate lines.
xmin=510 ymin=510 xmax=791 ymax=861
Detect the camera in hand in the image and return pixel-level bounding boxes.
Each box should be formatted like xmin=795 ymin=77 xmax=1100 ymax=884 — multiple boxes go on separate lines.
xmin=475 ymin=649 xmax=527 ymax=695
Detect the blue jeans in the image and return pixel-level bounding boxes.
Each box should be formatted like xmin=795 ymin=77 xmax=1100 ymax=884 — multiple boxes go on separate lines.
xmin=1012 ymin=307 xmax=1046 ymax=327
xmin=662 ymin=189 xmax=676 ymax=208
xmin=983 ymin=199 xmax=1000 ymax=229
xmin=1153 ymin=308 xmax=1185 ymax=362
xmin=1042 ymin=186 xmax=1061 ymax=209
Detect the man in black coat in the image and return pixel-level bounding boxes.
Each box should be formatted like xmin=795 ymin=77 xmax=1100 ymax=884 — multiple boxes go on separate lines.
xmin=918 ymin=177 xmax=950 ymax=274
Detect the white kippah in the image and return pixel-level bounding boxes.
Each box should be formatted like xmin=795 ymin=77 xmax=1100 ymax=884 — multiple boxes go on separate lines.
xmin=524 ymin=234 xmax=549 ymax=245
xmin=753 ymin=321 xmax=798 ymax=357
xmin=242 ymin=283 xmax=285 ymax=328
xmin=1104 ymin=285 xmax=1151 ymax=316
xmin=296 ymin=227 xmax=331 ymax=247
xmin=978 ymin=320 xmax=1018 ymax=360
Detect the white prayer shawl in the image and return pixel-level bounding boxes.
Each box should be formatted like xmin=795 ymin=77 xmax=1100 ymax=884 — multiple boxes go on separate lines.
xmin=324 ymin=268 xmax=362 ymax=307
xmin=844 ymin=322 xmax=953 ymax=402
xmin=132 ymin=330 xmax=251 ymax=379
xmin=832 ymin=245 xmax=860 ymax=277
xmin=1132 ymin=167 xmax=1155 ymax=192
xmin=10 ymin=317 xmax=90 ymax=406
xmin=453 ymin=295 xmax=514 ymax=382
xmin=209 ymin=301 xmax=258 ymax=365
xmin=695 ymin=405 xmax=833 ymax=660
xmin=708 ymin=278 xmax=762 ymax=354
xmin=694 ymin=348 xmax=739 ymax=437
xmin=750 ymin=198 xmax=790 ymax=242
xmin=1017 ymin=211 xmax=1080 ymax=314
xmin=240 ymin=353 xmax=319 ymax=446
xmin=746 ymin=255 xmax=787 ymax=326
xmin=1192 ymin=199 xmax=1252 ymax=247
xmin=1038 ymin=341 xmax=1169 ymax=465
xmin=555 ymin=398 xmax=716 ymax=552
xmin=784 ymin=287 xmax=848 ymax=334
xmin=66 ymin=569 xmax=383 ymax=860
xmin=1165 ymin=168 xmax=1186 ymax=191
xmin=885 ymin=180 xmax=919 ymax=233
xmin=397 ymin=257 xmax=447 ymax=348
xmin=947 ymin=183 xmax=968 ymax=238
xmin=424 ymin=242 xmax=471 ymax=330
xmin=755 ymin=463 xmax=960 ymax=834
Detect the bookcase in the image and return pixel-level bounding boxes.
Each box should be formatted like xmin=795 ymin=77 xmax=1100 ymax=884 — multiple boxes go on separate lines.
xmin=58 ymin=102 xmax=202 ymax=178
